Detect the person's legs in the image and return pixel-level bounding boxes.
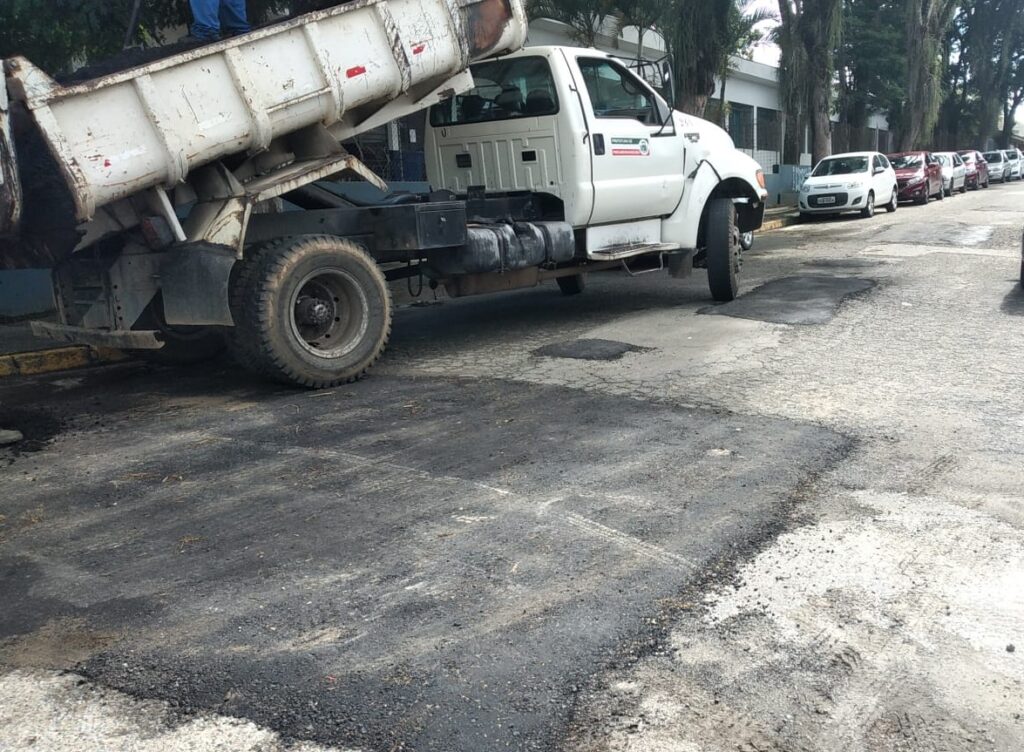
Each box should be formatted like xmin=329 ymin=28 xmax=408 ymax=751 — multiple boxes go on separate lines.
xmin=219 ymin=0 xmax=251 ymax=36
xmin=189 ymin=0 xmax=221 ymax=40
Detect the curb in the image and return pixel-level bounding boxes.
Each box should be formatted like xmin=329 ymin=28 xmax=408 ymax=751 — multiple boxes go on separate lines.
xmin=0 ymin=346 xmax=126 ymax=378
xmin=760 ymin=212 xmax=800 ymax=233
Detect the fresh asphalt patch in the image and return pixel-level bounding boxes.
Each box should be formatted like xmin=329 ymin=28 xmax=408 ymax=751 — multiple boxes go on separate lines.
xmin=701 ymin=275 xmax=875 ymax=325
xmin=532 ymin=338 xmax=652 ymax=361
xmin=0 ymin=365 xmax=847 ymax=751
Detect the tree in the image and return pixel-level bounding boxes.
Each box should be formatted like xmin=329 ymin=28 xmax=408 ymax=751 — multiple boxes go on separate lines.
xmin=0 ymin=0 xmax=296 ymax=75
xmin=893 ymin=0 xmax=959 ymax=149
xmin=661 ymin=0 xmax=735 ymax=115
xmin=777 ymin=0 xmax=844 ymax=163
xmin=835 ymin=0 xmax=904 ymax=130
xmin=526 ymin=0 xmax=616 ymax=47
xmin=716 ymin=1 xmax=779 ymax=126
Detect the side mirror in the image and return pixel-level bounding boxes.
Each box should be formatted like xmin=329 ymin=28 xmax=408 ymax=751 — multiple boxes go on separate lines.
xmin=873 ymin=166 xmax=885 ymax=175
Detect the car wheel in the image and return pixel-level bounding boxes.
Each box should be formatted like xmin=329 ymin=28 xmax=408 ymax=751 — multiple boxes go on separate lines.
xmin=935 ymin=184 xmax=944 ymax=200
xmin=860 ymin=191 xmax=876 ymax=219
xmin=886 ymin=188 xmax=898 ymax=212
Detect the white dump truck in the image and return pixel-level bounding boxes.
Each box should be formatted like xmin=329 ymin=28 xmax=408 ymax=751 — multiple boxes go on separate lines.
xmin=0 ymin=0 xmax=767 ymax=388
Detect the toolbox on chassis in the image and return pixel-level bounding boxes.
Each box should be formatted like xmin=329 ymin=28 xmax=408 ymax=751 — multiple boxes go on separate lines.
xmin=0 ymin=0 xmax=766 ymax=389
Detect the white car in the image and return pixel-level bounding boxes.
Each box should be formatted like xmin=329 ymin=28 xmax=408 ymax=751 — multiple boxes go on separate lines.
xmin=1004 ymin=149 xmax=1023 ymax=180
xmin=799 ymin=151 xmax=898 ymax=219
xmin=934 ymin=152 xmax=967 ymax=195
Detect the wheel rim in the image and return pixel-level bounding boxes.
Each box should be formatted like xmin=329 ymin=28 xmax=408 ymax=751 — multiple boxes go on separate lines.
xmin=289 ymin=268 xmax=369 ymax=358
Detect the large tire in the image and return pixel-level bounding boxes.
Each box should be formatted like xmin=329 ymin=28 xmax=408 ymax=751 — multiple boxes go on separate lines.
xmin=705 ymin=198 xmax=740 ymax=302
xmin=556 ymin=274 xmax=587 ymax=296
xmin=229 ymin=235 xmax=391 ymax=388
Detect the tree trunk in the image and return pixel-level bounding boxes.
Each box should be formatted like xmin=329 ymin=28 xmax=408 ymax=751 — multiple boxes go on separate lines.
xmin=678 ymin=92 xmax=709 ymax=118
xmin=809 ymin=77 xmax=832 ymax=164
xmin=783 ymin=110 xmax=804 ymax=164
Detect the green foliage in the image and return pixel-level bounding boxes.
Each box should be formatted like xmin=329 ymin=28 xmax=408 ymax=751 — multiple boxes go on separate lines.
xmin=836 ymin=0 xmax=904 ymax=127
xmin=0 ymin=0 xmax=298 ymax=74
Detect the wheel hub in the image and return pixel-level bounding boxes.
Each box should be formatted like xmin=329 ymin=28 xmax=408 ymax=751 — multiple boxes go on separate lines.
xmin=296 ymin=295 xmax=334 ymax=328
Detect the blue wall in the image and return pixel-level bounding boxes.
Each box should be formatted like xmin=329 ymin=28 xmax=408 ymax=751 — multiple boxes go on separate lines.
xmin=0 ymin=269 xmax=54 ymax=319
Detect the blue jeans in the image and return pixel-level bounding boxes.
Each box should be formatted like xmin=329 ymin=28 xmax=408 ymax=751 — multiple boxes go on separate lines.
xmin=190 ymin=0 xmax=250 ymax=40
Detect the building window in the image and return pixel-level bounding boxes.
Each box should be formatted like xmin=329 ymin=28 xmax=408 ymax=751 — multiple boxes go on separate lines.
xmin=756 ymin=107 xmax=781 ymax=152
xmin=728 ymin=103 xmax=754 ymax=150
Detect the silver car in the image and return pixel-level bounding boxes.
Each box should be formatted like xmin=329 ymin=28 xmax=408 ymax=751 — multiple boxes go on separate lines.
xmin=1004 ymin=149 xmax=1023 ymax=181
xmin=934 ymin=152 xmax=967 ymax=195
xmin=983 ymin=151 xmax=1011 ymax=182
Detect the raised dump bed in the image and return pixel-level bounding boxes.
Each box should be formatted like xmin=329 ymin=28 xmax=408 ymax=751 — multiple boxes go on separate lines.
xmin=0 ymin=0 xmax=526 ymax=234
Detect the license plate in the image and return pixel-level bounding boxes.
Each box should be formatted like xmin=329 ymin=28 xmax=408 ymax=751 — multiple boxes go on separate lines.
xmin=817 ymin=196 xmax=836 ymax=204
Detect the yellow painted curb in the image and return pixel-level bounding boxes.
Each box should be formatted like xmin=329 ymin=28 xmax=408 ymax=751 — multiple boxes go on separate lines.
xmin=0 ymin=346 xmax=126 ymax=378
xmin=760 ymin=214 xmax=800 ymax=233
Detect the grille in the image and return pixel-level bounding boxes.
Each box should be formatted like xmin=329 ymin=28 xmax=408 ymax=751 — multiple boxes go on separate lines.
xmin=809 ymin=192 xmax=848 ymax=207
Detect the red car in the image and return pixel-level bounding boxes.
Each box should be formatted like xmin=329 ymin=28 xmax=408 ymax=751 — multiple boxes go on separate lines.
xmin=958 ymin=150 xmax=990 ymax=189
xmin=888 ymin=151 xmax=944 ymax=204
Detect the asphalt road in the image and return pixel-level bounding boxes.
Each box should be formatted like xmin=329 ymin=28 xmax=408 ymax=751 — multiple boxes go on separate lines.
xmin=2 ymin=181 xmax=1023 ymax=752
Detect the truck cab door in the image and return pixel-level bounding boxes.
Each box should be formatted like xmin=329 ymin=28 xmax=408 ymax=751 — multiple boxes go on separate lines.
xmin=566 ymin=54 xmax=686 ymax=227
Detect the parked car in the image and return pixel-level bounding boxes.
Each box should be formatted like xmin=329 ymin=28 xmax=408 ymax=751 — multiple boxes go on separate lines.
xmin=799 ymin=152 xmax=898 ymax=219
xmin=1005 ymin=149 xmax=1023 ymax=180
xmin=934 ymin=152 xmax=967 ymax=195
xmin=983 ymin=150 xmax=1010 ymax=182
xmin=888 ymin=151 xmax=944 ymax=204
xmin=958 ymin=150 xmax=990 ymax=189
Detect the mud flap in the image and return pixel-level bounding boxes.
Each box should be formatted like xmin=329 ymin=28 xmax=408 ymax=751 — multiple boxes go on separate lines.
xmin=161 ymin=244 xmax=235 ymax=326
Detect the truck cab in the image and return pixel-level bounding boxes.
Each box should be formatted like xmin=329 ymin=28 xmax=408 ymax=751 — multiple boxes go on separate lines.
xmin=426 ymin=46 xmax=767 ymax=269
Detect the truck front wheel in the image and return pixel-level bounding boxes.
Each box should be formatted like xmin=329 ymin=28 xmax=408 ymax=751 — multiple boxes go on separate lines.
xmin=230 ymin=235 xmax=392 ymax=388
xmin=705 ymin=198 xmax=740 ymax=302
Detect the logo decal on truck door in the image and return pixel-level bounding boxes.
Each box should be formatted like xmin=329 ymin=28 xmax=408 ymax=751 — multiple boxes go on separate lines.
xmin=611 ymin=137 xmax=650 ymax=156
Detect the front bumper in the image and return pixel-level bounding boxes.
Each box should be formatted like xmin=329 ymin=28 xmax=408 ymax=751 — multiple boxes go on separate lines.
xmin=799 ymin=187 xmax=869 ymax=214
xmin=897 ymin=181 xmax=929 ymax=201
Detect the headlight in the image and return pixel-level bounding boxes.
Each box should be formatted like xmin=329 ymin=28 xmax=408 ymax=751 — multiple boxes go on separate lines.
xmin=908 ymin=173 xmax=926 ymax=185
xmin=800 ymin=183 xmax=810 ymax=193
xmin=845 ymin=181 xmax=864 ymax=189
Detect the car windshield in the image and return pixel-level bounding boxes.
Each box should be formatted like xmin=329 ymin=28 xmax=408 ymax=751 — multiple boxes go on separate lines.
xmin=889 ymin=154 xmax=923 ymax=169
xmin=960 ymin=152 xmax=976 ymax=162
xmin=811 ymin=156 xmax=869 ymax=176
xmin=935 ymin=154 xmax=951 ymax=166
xmin=1006 ymin=152 xmax=1020 ymax=160
xmin=984 ymin=152 xmax=1003 ymax=162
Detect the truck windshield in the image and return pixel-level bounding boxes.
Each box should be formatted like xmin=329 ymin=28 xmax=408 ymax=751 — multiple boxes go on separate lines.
xmin=811 ymin=156 xmax=868 ymax=176
xmin=889 ymin=154 xmax=922 ymax=169
xmin=429 ymin=56 xmax=558 ymax=126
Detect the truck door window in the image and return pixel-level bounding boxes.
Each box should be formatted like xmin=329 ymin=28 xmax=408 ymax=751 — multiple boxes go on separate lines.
xmin=577 ymin=58 xmax=659 ymax=125
xmin=429 ymin=56 xmax=559 ymax=126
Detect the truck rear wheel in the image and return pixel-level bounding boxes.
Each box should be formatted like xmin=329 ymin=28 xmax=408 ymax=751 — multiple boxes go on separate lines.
xmin=230 ymin=235 xmax=391 ymax=388
xmin=705 ymin=198 xmax=740 ymax=302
